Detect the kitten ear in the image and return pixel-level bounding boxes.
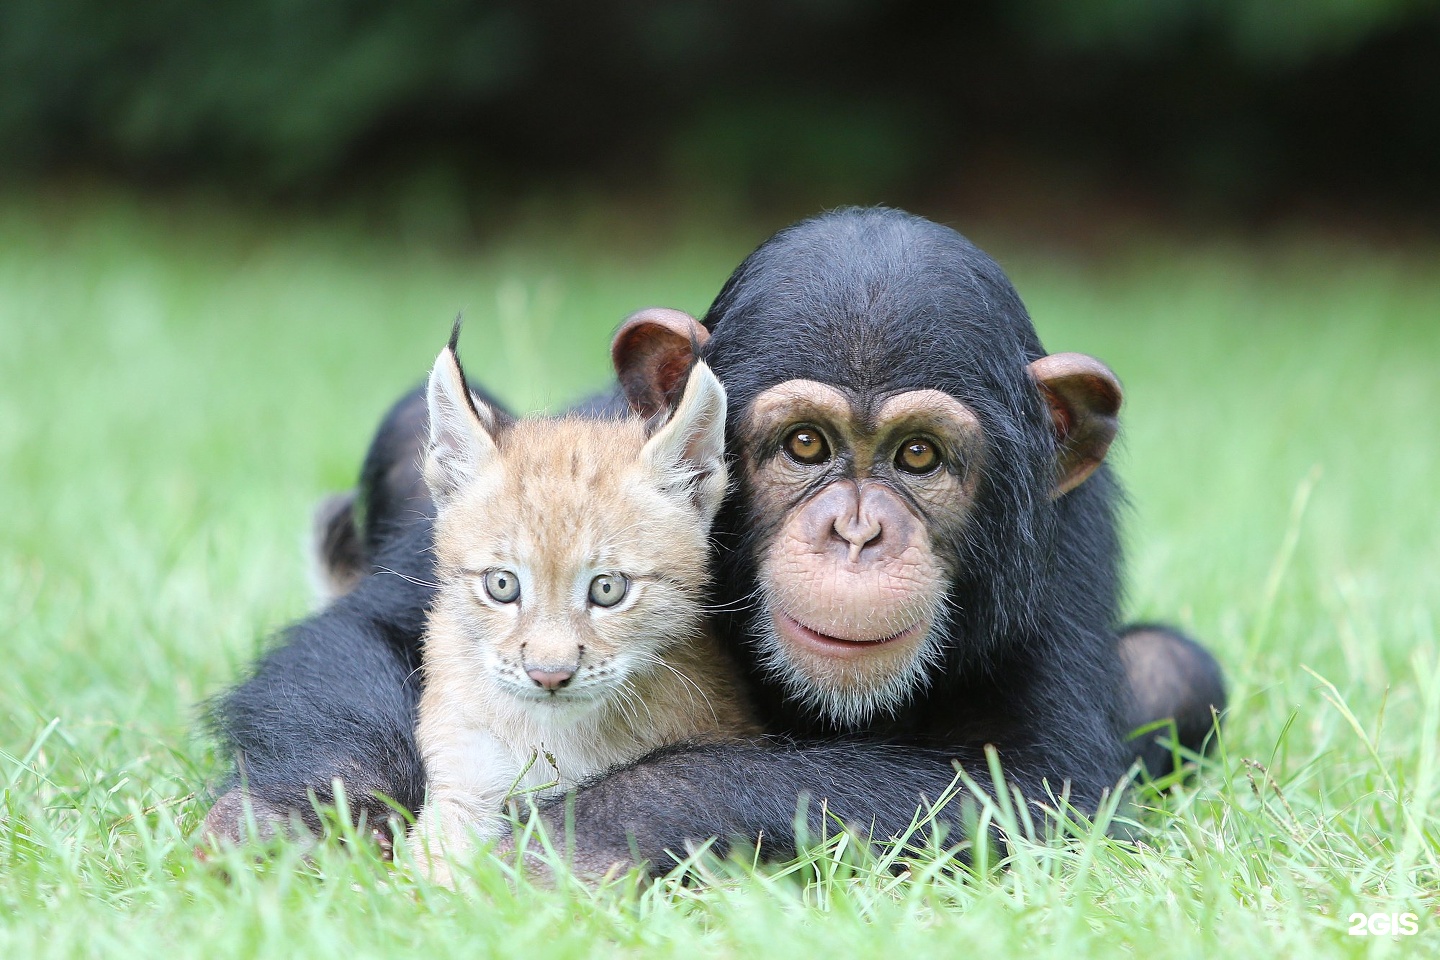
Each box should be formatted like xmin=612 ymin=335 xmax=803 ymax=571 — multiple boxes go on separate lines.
xmin=424 ymin=328 xmax=500 ymax=506
xmin=641 ymin=361 xmax=728 ymax=520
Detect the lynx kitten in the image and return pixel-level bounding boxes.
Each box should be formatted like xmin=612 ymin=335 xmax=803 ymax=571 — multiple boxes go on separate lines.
xmin=409 ymin=329 xmax=754 ymax=880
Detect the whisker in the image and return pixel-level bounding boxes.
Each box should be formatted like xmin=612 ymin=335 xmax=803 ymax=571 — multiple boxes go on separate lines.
xmin=631 ymin=651 xmax=720 ymax=724
xmin=615 ymin=674 xmax=656 ymax=728
xmin=375 ymin=566 xmax=441 ymax=589
xmin=702 ymin=584 xmax=766 ymax=615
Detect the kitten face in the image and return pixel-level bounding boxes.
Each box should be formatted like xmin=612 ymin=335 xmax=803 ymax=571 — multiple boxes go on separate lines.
xmin=432 ymin=416 xmax=714 ymax=714
xmin=421 ymin=341 xmax=728 ymax=722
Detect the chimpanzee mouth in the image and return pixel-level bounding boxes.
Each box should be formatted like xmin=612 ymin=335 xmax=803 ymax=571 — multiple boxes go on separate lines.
xmin=773 ymin=610 xmax=929 ymax=659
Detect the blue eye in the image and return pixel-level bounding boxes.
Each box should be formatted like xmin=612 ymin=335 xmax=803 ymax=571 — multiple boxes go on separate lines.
xmin=483 ymin=569 xmax=520 ymax=603
xmin=588 ymin=574 xmax=628 ymax=607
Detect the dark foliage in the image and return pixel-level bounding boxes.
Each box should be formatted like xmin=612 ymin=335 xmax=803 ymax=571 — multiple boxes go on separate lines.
xmin=3 ymin=1 xmax=1437 ymax=212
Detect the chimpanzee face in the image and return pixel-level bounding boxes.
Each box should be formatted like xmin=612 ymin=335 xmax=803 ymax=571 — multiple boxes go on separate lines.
xmin=607 ymin=211 xmax=1123 ymax=730
xmin=735 ymin=379 xmax=986 ymax=726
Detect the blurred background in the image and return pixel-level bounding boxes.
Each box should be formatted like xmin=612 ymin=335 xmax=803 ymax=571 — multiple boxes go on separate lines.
xmin=2 ymin=0 xmax=1439 ymax=832
xmin=3 ymin=0 xmax=1438 ymax=227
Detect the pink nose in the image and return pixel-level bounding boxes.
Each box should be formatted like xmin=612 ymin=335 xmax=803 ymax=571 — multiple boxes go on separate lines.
xmin=526 ymin=667 xmax=575 ymax=690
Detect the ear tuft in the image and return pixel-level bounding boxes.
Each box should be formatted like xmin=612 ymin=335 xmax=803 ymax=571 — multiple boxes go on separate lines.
xmin=424 ymin=330 xmax=500 ymax=505
xmin=641 ymin=361 xmax=729 ymax=520
xmin=1027 ymin=352 xmax=1122 ymax=497
xmin=612 ymin=307 xmax=710 ymax=421
xmin=447 ymin=312 xmax=464 ymax=355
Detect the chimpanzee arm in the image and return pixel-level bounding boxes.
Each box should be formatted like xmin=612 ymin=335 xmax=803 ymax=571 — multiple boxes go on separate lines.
xmin=203 ymin=521 xmax=436 ymax=844
xmin=1120 ymin=624 xmax=1228 ymax=776
xmin=204 ymin=375 xmax=516 ymax=846
xmin=530 ymin=738 xmax=1107 ymax=877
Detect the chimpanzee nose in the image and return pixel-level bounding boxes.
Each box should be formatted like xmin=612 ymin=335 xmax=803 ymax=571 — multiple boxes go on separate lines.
xmin=526 ymin=667 xmax=575 ymax=690
xmin=833 ymin=511 xmax=882 ymax=563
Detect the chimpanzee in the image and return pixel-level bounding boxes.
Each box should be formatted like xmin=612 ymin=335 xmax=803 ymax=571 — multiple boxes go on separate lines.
xmin=203 ymin=207 xmax=1226 ymax=873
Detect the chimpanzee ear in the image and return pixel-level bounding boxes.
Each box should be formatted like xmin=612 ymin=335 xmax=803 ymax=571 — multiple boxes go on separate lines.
xmin=1027 ymin=352 xmax=1123 ymax=498
xmin=641 ymin=361 xmax=729 ymax=520
xmin=612 ymin=307 xmax=711 ymax=421
xmin=423 ymin=325 xmax=504 ymax=506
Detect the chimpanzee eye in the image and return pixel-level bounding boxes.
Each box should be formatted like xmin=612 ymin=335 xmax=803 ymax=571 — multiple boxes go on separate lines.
xmin=783 ymin=426 xmax=831 ymax=465
xmin=588 ymin=574 xmax=629 ymax=607
xmin=483 ymin=569 xmax=521 ymax=603
xmin=895 ymin=437 xmax=941 ymax=474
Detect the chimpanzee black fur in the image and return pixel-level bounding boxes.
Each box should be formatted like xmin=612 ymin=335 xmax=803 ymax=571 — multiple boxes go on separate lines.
xmin=206 ymin=207 xmax=1225 ymax=866
xmin=206 ymin=385 xmax=507 ymax=837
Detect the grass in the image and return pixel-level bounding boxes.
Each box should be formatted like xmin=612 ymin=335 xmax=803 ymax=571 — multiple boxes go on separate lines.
xmin=1 ymin=186 xmax=1437 ymax=957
